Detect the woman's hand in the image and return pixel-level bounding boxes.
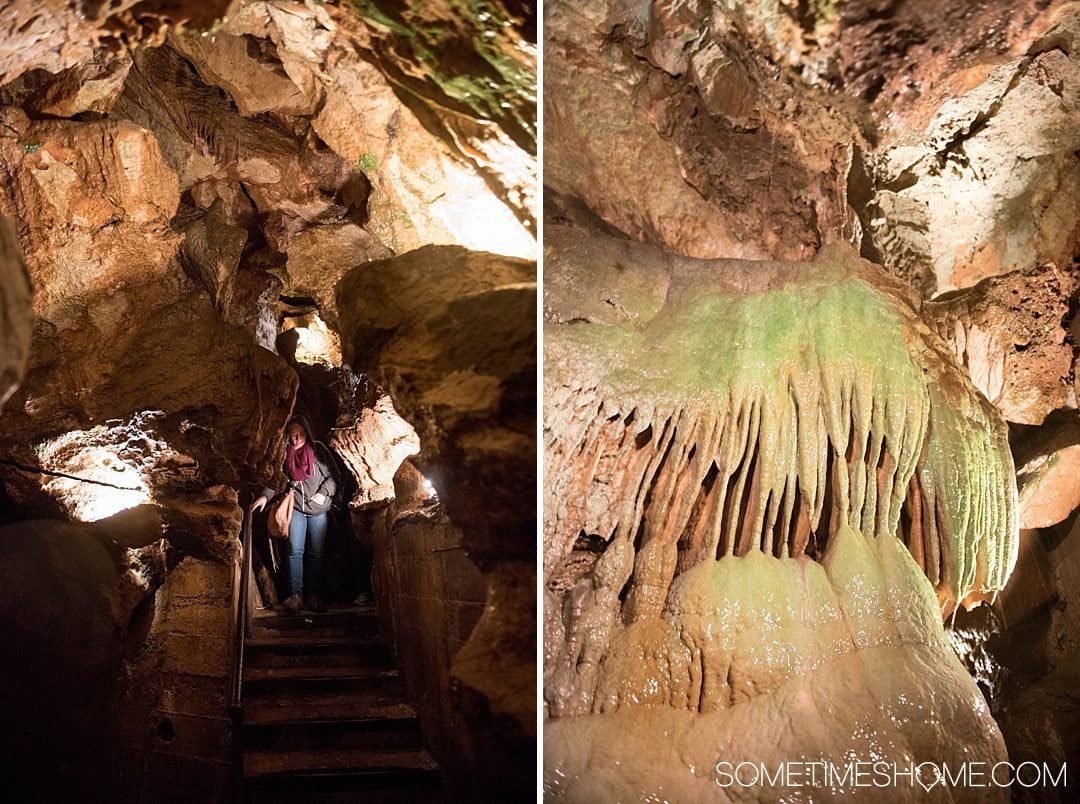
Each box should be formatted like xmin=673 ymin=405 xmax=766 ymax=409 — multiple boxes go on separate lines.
xmin=250 ymin=496 xmax=267 ymax=513
xmin=312 ymin=492 xmax=327 ymax=505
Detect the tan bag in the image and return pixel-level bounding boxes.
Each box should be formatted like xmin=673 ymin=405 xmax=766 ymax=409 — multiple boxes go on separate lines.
xmin=267 ymin=488 xmax=294 ymax=538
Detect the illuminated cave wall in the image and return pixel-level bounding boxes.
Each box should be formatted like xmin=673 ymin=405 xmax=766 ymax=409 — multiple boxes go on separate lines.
xmin=0 ymin=0 xmax=536 ymax=799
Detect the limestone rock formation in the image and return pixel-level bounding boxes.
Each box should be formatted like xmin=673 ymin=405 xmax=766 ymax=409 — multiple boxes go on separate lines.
xmin=544 ymin=2 xmax=1078 ymax=798
xmin=337 ymin=245 xmax=537 ymax=563
xmin=0 ymin=0 xmax=231 ymax=88
xmin=544 ymin=0 xmax=857 ymax=261
xmin=337 ymin=244 xmax=537 ymax=798
xmin=547 ymin=532 xmax=1008 ymax=802
xmin=0 ymin=214 xmax=31 ymax=408
xmin=0 ymin=51 xmax=132 ymax=117
xmin=330 ymin=393 xmax=420 ymax=508
xmin=867 ymin=7 xmax=1080 ymax=294
xmin=923 ymin=265 xmax=1076 ymax=426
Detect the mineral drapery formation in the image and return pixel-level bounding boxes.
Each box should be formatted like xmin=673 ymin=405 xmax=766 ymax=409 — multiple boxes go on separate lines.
xmin=543 ymin=229 xmax=1019 ymax=799
xmin=544 ymin=0 xmax=1078 ymax=797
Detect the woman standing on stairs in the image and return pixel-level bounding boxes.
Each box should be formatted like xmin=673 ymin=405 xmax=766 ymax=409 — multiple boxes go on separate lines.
xmin=251 ymin=415 xmax=340 ymax=613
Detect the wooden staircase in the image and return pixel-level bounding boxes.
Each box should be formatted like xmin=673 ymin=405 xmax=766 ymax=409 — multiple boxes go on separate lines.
xmin=239 ymin=605 xmax=442 ymax=802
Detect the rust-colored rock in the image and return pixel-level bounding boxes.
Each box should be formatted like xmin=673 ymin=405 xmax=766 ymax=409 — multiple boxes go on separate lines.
xmin=0 ymin=52 xmax=132 ymax=116
xmin=283 ymin=223 xmax=391 ymax=326
xmin=544 ymin=0 xmax=858 ymax=261
xmin=177 ymin=203 xmax=248 ymax=314
xmin=169 ymin=27 xmax=319 ymax=118
xmin=924 ymin=264 xmax=1077 ymax=425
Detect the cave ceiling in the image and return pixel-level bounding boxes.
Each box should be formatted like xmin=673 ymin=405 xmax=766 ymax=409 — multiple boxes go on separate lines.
xmin=0 ymin=0 xmax=537 ymax=563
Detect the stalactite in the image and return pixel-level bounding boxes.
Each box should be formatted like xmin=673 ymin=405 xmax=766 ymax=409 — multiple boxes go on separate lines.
xmin=544 ymin=246 xmax=1019 ymax=716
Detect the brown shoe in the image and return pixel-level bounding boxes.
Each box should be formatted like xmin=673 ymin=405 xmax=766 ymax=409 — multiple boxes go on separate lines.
xmin=306 ymin=595 xmax=326 ymax=613
xmin=283 ymin=593 xmax=303 ymax=612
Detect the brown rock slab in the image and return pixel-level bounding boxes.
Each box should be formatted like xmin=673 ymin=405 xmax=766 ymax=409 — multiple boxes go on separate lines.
xmin=0 ymin=51 xmax=131 ymax=116
xmin=169 ymin=28 xmax=318 ymax=117
xmin=331 ymin=393 xmax=420 ymax=508
xmin=178 ymin=204 xmax=248 ymax=314
xmin=283 ymin=223 xmax=391 ymax=325
xmin=544 ymin=0 xmax=856 ymax=261
xmin=336 ymin=245 xmax=536 ymax=564
xmin=923 ymin=264 xmax=1076 ymax=425
xmin=1018 ymin=445 xmax=1080 ymax=529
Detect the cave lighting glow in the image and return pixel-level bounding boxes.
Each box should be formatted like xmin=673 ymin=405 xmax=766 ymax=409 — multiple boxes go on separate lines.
xmin=78 ymin=482 xmax=151 ymax=523
xmin=41 ymin=447 xmax=151 ymax=523
xmin=393 ymin=132 xmax=536 ymax=260
xmin=38 ymin=428 xmax=155 ymax=523
xmin=290 ymin=314 xmax=341 ymax=366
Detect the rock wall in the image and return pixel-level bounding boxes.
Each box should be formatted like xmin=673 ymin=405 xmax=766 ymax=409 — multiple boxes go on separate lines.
xmin=0 ymin=214 xmax=31 ymax=408
xmin=0 ymin=519 xmax=134 ymax=798
xmin=131 ymin=558 xmax=235 ymax=803
xmin=338 ymin=246 xmax=538 ymax=797
xmin=369 ymin=492 xmax=487 ymax=800
xmin=370 ymin=463 xmax=535 ymax=802
xmin=0 ymin=0 xmax=537 ymax=799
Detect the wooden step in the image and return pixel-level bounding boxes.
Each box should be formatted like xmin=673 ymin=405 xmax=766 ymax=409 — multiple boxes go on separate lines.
xmin=242 ymin=748 xmax=442 ymax=800
xmin=244 ymin=635 xmax=394 ymax=668
xmin=242 ymin=712 xmax=423 ymax=752
xmin=244 ymin=665 xmax=403 ymax=696
xmin=244 ymin=693 xmax=416 ymax=727
xmin=246 ymin=665 xmax=399 ymax=683
xmin=253 ymin=605 xmax=374 ymax=624
xmin=252 ymin=607 xmax=379 ymax=638
xmin=244 ymin=747 xmax=438 ymax=778
xmin=242 ymin=783 xmax=442 ymax=803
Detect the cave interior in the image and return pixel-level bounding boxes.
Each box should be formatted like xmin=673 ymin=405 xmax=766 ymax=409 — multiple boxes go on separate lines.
xmin=0 ymin=0 xmax=536 ymax=801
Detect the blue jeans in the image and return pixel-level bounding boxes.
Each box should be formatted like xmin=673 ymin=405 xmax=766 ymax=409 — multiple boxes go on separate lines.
xmin=287 ymin=510 xmax=328 ymax=597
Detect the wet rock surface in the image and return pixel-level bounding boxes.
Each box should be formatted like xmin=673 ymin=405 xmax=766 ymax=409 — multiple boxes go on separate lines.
xmin=545 ymin=0 xmax=1078 ymax=799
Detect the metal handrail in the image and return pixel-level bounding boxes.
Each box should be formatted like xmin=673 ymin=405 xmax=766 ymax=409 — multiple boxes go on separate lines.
xmin=229 ymin=506 xmax=255 ymax=713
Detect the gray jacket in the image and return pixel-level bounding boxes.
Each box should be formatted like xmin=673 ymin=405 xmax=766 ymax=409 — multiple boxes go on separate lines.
xmin=263 ymin=441 xmax=340 ymax=517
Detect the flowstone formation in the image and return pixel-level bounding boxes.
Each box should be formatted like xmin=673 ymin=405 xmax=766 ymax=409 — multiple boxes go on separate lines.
xmin=543 ymin=229 xmax=1018 ymax=800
